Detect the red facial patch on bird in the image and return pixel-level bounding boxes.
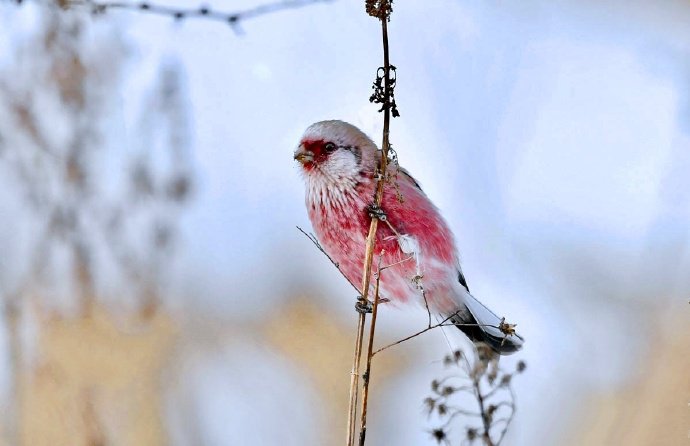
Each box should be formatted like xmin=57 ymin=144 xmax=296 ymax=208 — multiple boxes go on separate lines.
xmin=298 ymin=139 xmax=335 ymax=169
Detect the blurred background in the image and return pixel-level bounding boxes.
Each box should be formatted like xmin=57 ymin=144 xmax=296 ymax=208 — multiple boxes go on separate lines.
xmin=0 ymin=0 xmax=689 ymax=444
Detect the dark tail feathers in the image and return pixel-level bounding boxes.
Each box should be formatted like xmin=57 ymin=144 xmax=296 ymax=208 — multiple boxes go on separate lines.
xmin=450 ymin=307 xmax=523 ymax=355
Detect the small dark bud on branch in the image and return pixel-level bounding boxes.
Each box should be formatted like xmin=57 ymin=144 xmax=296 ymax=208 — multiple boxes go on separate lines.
xmin=430 ymin=428 xmax=447 ymax=444
xmin=516 ymin=360 xmax=527 ymax=373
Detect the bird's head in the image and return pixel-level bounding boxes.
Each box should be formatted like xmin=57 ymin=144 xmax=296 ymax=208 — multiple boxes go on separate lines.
xmin=294 ymin=120 xmax=379 ymax=186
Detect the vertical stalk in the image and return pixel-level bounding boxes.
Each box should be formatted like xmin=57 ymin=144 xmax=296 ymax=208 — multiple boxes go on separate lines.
xmin=358 ymin=260 xmax=383 ymax=446
xmin=475 ymin=377 xmax=496 ymax=446
xmin=347 ymin=301 xmax=369 ymax=445
xmin=346 ymin=5 xmax=393 ymax=445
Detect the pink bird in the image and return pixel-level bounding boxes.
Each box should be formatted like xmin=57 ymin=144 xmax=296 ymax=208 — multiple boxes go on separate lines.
xmin=294 ymin=120 xmax=523 ymax=354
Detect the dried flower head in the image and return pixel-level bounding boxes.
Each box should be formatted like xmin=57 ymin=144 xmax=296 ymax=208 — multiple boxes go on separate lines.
xmin=498 ymin=317 xmax=517 ymax=337
xmin=365 ymin=0 xmax=394 ymax=20
xmin=430 ymin=428 xmax=447 ymax=444
xmin=516 ymin=360 xmax=527 ymax=373
xmin=424 ymin=397 xmax=436 ymax=415
xmin=466 ymin=427 xmax=478 ymax=441
xmin=426 ymin=346 xmax=527 ymax=445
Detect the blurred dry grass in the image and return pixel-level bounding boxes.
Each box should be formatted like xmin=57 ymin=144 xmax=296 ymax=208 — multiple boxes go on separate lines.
xmin=0 ymin=8 xmax=191 ymax=444
xmin=15 ymin=303 xmax=176 ymax=446
xmin=1 ymin=297 xmax=686 ymax=446
xmin=5 ymin=294 xmax=411 ymax=445
xmin=264 ymin=295 xmax=409 ymax=443
xmin=564 ymin=310 xmax=690 ymax=446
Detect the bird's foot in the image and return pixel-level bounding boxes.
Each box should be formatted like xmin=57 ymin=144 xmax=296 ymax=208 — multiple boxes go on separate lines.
xmin=366 ymin=203 xmax=388 ymax=222
xmin=355 ymin=299 xmax=374 ymax=314
xmin=355 ymin=297 xmax=390 ymax=314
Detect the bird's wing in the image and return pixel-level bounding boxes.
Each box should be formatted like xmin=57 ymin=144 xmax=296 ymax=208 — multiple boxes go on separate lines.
xmin=457 ymin=270 xmax=470 ymax=293
xmin=396 ymin=166 xmax=424 ymax=192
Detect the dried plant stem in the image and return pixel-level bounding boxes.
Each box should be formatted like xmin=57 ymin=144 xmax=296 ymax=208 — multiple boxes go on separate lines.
xmin=358 ymin=257 xmax=384 ymax=446
xmin=347 ymin=307 xmax=368 ymax=445
xmin=346 ymin=7 xmax=393 ymax=445
xmin=346 ymin=208 xmax=381 ymax=445
xmin=475 ymin=379 xmax=496 ymax=446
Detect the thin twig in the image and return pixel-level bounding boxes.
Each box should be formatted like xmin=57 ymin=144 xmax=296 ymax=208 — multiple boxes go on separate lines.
xmin=297 ymin=226 xmax=360 ymax=293
xmin=378 ymin=254 xmax=413 ymax=271
xmin=474 ymin=376 xmax=495 ymax=446
xmin=494 ymin=388 xmax=518 ymax=445
xmin=422 ymin=289 xmax=432 ymax=328
xmin=71 ymin=0 xmax=331 ymax=33
xmin=440 ymin=408 xmax=483 ymax=427
xmin=432 ymin=376 xmax=473 ymax=390
xmin=372 ymin=319 xmax=450 ymax=356
xmin=372 ymin=315 xmax=508 ymax=356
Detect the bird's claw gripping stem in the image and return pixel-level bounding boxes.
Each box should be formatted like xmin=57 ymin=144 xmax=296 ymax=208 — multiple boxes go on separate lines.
xmin=367 ymin=203 xmax=387 ymax=222
xmin=355 ymin=299 xmax=374 ymax=314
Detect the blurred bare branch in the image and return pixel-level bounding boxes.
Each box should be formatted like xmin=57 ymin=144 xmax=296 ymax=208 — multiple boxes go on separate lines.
xmin=0 ymin=7 xmax=194 ymax=440
xmin=372 ymin=316 xmax=517 ymax=357
xmin=426 ymin=348 xmax=525 ymax=445
xmin=68 ymin=0 xmax=333 ymax=33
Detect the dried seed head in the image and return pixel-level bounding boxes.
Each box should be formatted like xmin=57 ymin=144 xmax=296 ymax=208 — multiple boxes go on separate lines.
xmin=516 ymin=360 xmax=527 ymax=373
xmin=430 ymin=428 xmax=447 ymax=444
xmin=466 ymin=427 xmax=478 ymax=441
xmin=441 ymin=386 xmax=455 ymax=396
xmin=487 ymin=366 xmax=498 ymax=385
xmin=498 ymin=317 xmax=517 ymax=336
xmin=424 ymin=397 xmax=436 ymax=415
xmin=366 ymin=0 xmax=394 ymax=20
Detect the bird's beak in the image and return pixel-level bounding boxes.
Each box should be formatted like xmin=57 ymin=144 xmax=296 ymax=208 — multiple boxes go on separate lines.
xmin=294 ymin=147 xmax=314 ymax=164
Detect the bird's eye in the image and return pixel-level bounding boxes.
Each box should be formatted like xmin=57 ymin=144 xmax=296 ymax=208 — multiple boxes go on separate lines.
xmin=324 ymin=142 xmax=337 ymax=153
